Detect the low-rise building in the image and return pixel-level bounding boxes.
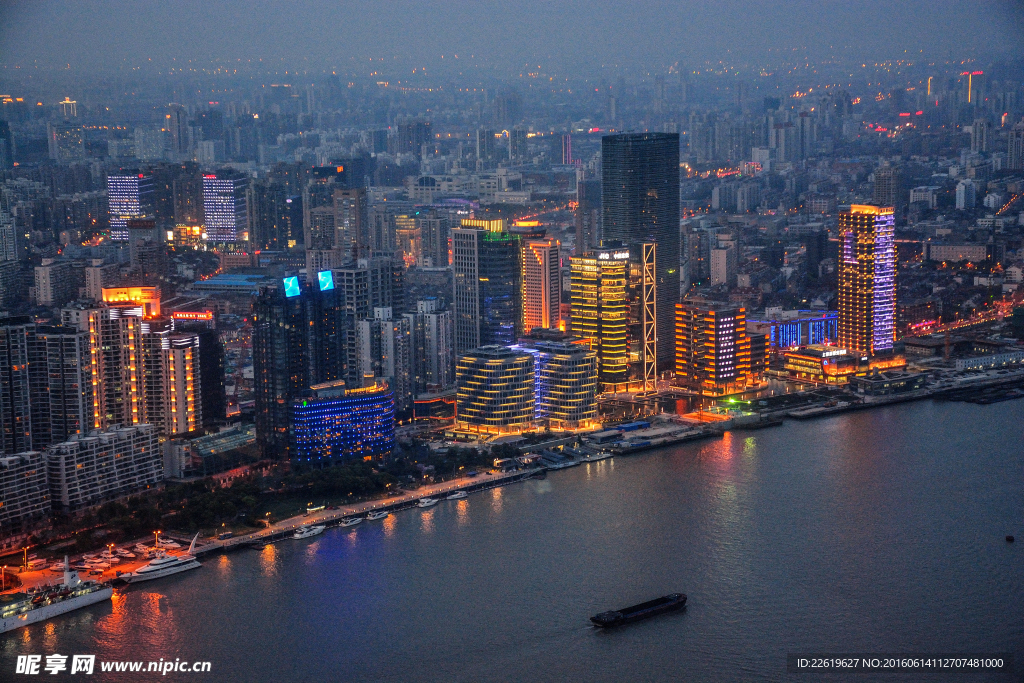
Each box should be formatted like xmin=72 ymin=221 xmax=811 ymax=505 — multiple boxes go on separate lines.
xmin=45 ymin=424 xmax=162 ymax=513
xmin=0 ymin=452 xmax=50 ymax=540
xmin=849 ymin=371 xmax=927 ymax=396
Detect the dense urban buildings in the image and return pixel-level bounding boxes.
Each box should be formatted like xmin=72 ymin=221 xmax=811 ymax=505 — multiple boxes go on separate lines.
xmin=570 ymin=245 xmax=629 ymax=388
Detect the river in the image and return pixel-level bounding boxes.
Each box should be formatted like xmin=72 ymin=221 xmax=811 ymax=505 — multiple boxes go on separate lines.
xmin=3 ymin=399 xmax=1022 ymax=682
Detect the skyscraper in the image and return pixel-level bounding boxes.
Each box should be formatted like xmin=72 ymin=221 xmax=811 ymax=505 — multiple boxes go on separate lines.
xmin=570 ymin=246 xmax=629 ymax=387
xmin=602 ymin=132 xmax=680 ymax=370
xmin=530 ymin=340 xmax=597 ymax=429
xmin=0 ymin=317 xmax=94 ymax=455
xmin=1008 ymin=120 xmax=1024 ymax=170
xmin=202 ymin=172 xmax=249 ymax=243
xmin=872 ymin=166 xmax=903 ymax=208
xmin=167 ymin=103 xmax=189 ymax=155
xmin=521 ymin=236 xmax=561 ymax=333
xmin=252 ymin=284 xmax=309 ymax=459
xmin=0 ymin=120 xmax=13 ymax=169
xmin=837 ymin=205 xmax=896 ymax=357
xmin=451 ymin=220 xmax=521 ymax=356
xmin=357 ymin=307 xmax=413 ymax=417
xmin=107 ymin=172 xmax=155 ymax=241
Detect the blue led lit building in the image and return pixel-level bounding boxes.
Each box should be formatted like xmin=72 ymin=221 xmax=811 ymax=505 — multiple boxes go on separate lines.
xmin=747 ymin=310 xmax=838 ymax=353
xmin=293 ymin=379 xmax=396 ymax=466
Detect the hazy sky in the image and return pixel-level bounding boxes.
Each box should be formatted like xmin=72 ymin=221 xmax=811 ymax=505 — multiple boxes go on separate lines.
xmin=1 ymin=0 xmax=1021 ymax=76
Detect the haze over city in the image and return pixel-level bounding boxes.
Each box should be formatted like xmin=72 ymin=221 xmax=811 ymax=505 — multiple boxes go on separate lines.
xmin=0 ymin=2 xmax=1021 ymax=681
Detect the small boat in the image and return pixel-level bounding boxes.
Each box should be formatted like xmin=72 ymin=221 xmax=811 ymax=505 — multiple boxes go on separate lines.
xmin=446 ymin=491 xmax=468 ymax=500
xmin=417 ymin=498 xmax=438 ymax=508
xmin=366 ymin=510 xmax=389 ymax=521
xmin=134 ymin=544 xmax=150 ymax=553
xmin=82 ymin=553 xmax=97 ymax=560
xmin=49 ymin=562 xmax=66 ymax=572
xmin=292 ymin=525 xmax=325 ymax=540
xmin=591 ymin=593 xmax=687 ymax=628
xmin=338 ymin=517 xmax=363 ymax=528
xmin=158 ymin=540 xmax=181 ymax=549
xmin=116 ymin=549 xmax=135 ymax=559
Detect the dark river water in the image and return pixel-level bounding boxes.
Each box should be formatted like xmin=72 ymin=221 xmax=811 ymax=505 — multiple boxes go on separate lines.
xmin=3 ymin=399 xmax=1022 ymax=682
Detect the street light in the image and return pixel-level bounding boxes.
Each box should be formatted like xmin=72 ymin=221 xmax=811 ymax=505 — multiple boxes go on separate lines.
xmin=154 ymin=530 xmax=161 ymax=550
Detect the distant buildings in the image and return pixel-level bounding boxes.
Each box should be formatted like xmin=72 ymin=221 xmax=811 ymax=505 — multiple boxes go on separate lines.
xmin=872 ymin=166 xmax=903 ymax=208
xmin=837 ymin=205 xmax=896 ymax=358
xmin=107 ymin=172 xmax=154 ymax=241
xmin=202 ymin=171 xmax=249 ymax=243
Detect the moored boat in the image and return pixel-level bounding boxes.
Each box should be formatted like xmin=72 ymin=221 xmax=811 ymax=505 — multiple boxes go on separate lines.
xmin=446 ymin=491 xmax=468 ymax=500
xmin=293 ymin=525 xmax=326 ymax=540
xmin=417 ymin=498 xmax=438 ymax=508
xmin=117 ymin=534 xmax=200 ymax=585
xmin=590 ymin=593 xmax=687 ymax=628
xmin=338 ymin=517 xmax=363 ymax=527
xmin=1 ymin=558 xmax=113 ymax=634
xmin=366 ymin=510 xmax=389 ymax=521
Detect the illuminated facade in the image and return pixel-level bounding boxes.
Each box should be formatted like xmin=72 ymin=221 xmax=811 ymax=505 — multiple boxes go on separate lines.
xmin=101 ymin=286 xmax=161 ymax=317
xmin=202 ymin=172 xmax=249 ymax=242
xmin=452 ymin=221 xmax=521 ymax=355
xmin=527 ymin=341 xmax=598 ymax=429
xmin=570 ymin=247 xmax=629 ymax=387
xmin=838 ymin=205 xmax=896 ymax=357
xmin=61 ymin=303 xmax=144 ymax=430
xmin=675 ymin=299 xmax=761 ymax=395
xmin=522 ymin=236 xmax=561 ymax=333
xmin=456 ymin=346 xmax=535 ymax=434
xmin=293 ymin=379 xmax=396 ymax=465
xmin=139 ymin=323 xmax=201 ymax=436
xmin=602 ymin=132 xmax=680 ymax=370
xmin=747 ymin=310 xmax=839 ymax=352
xmin=783 ymin=345 xmax=859 ymax=384
xmin=107 ymin=173 xmax=154 ymax=241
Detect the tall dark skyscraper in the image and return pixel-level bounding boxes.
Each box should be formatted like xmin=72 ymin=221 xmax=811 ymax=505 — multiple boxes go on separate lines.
xmin=601 ymin=132 xmax=680 ymax=370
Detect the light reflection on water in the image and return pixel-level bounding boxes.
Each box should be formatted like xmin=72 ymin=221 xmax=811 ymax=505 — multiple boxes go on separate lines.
xmin=1 ymin=401 xmax=1020 ymax=683
xmin=259 ymin=543 xmax=278 ymax=577
xmin=420 ymin=509 xmax=435 ymax=534
xmin=455 ymin=499 xmax=469 ymax=526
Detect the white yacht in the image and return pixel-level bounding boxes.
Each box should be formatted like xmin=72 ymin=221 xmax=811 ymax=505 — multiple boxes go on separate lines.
xmin=292 ymin=525 xmax=325 ymax=540
xmin=157 ymin=539 xmax=181 ymax=549
xmin=1 ymin=558 xmax=112 ymax=634
xmin=118 ymin=534 xmax=200 ymax=584
xmin=366 ymin=510 xmax=389 ymax=521
xmin=446 ymin=491 xmax=468 ymax=500
xmin=116 ymin=549 xmax=135 ymax=559
xmin=417 ymin=498 xmax=439 ymax=508
xmin=339 ymin=517 xmax=363 ymax=527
